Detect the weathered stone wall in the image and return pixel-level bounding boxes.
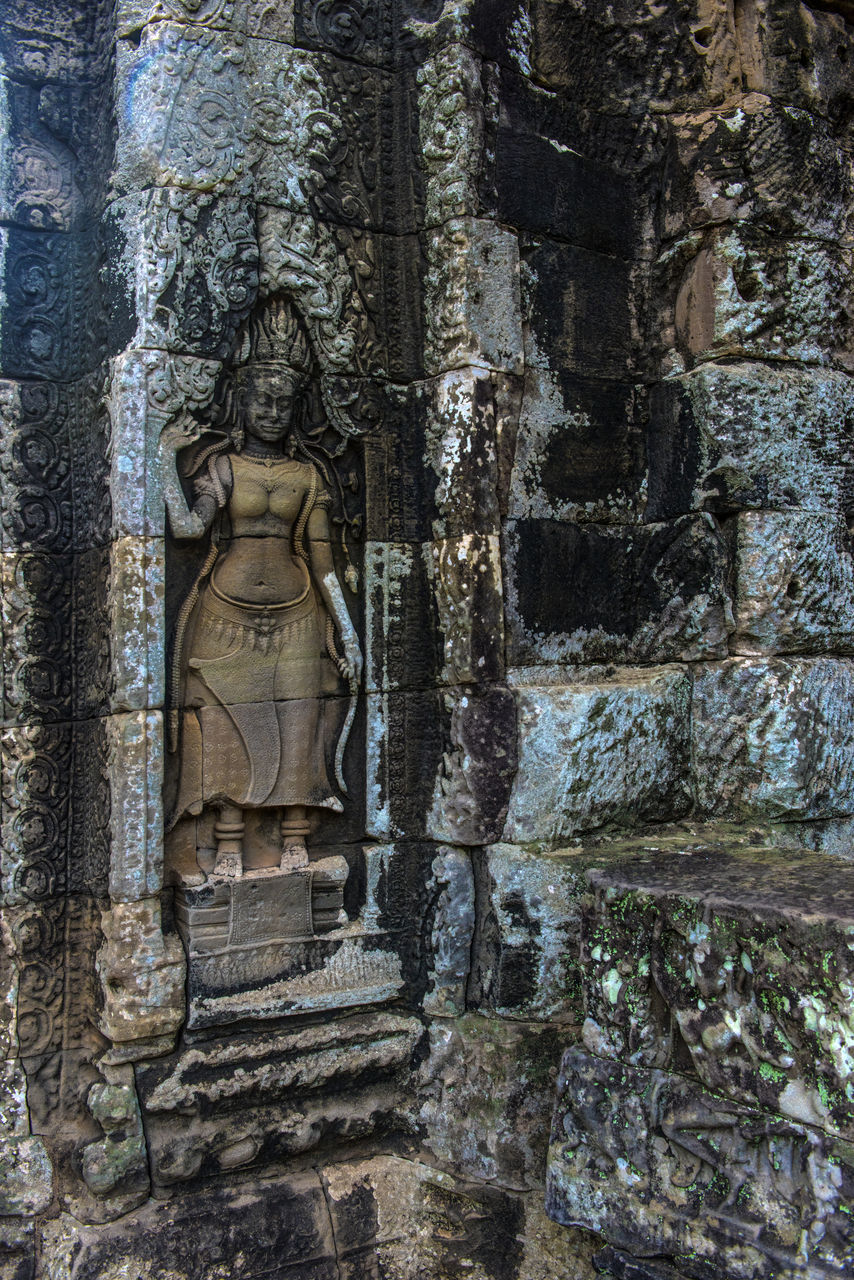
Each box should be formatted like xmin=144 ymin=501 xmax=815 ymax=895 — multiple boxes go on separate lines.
xmin=1 ymin=0 xmax=853 ymax=1277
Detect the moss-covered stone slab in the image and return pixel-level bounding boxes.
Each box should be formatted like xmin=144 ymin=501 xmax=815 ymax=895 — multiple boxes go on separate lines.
xmin=580 ymin=841 xmax=854 ymax=1138
xmin=547 ymin=1047 xmax=854 ymax=1280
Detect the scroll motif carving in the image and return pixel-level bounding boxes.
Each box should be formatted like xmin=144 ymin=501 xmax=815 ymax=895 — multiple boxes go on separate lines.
xmin=1 ymin=725 xmax=71 ymax=905
xmin=297 ymin=0 xmax=378 ymax=60
xmin=136 ymin=191 xmax=259 ymax=359
xmin=416 ymin=45 xmax=483 ymax=226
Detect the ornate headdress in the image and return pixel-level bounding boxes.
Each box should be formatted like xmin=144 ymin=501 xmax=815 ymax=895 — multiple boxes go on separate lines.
xmin=233 ymin=294 xmax=311 ymax=375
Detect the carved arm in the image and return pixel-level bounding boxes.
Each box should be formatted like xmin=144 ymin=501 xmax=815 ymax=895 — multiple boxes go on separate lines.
xmin=158 ymin=422 xmax=218 ymax=539
xmin=307 ymin=506 xmax=363 ymax=683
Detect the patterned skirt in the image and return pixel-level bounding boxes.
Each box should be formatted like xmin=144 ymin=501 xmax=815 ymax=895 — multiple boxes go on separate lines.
xmin=170 ymin=578 xmax=344 ymax=820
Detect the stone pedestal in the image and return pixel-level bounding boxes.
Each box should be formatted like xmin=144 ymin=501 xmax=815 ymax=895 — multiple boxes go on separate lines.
xmin=175 ymin=864 xmax=403 ymax=1030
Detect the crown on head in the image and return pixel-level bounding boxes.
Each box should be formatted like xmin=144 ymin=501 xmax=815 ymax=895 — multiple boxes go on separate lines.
xmin=234 ymin=295 xmax=311 ymax=374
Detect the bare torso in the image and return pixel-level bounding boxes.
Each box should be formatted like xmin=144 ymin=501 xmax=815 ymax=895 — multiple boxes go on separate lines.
xmin=209 ymin=454 xmax=313 ymax=607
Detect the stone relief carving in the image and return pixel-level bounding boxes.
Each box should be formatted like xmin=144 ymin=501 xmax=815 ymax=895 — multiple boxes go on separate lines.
xmin=164 ymin=293 xmax=362 ymax=892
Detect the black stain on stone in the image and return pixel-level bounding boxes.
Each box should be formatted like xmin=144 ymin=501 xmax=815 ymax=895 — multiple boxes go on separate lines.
xmin=509 ymin=514 xmax=728 ymax=654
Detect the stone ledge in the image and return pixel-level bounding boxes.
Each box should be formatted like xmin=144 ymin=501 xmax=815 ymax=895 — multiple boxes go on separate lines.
xmin=545 ymin=837 xmax=854 ymax=1278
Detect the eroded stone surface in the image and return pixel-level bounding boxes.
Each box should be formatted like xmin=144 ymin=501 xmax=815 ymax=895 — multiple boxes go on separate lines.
xmin=548 ymin=839 xmax=854 ymax=1278
xmin=503 ymin=666 xmax=692 ymax=842
xmin=647 ymin=362 xmax=854 ymax=521
xmin=549 ymin=1048 xmax=854 ymax=1280
xmin=505 ymin=514 xmax=732 ymax=664
xmin=692 ymin=658 xmax=854 ymax=820
xmin=470 ymin=843 xmax=586 ymax=1022
xmin=730 ymin=511 xmax=854 ymax=656
xmin=418 ymin=1015 xmax=570 ymax=1189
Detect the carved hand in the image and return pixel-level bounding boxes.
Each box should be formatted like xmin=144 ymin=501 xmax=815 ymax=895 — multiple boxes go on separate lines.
xmin=159 ymin=419 xmax=201 ymax=456
xmin=337 ymin=632 xmax=363 ymax=684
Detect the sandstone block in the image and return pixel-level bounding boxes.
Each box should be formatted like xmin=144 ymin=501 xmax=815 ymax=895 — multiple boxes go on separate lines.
xmin=108 ymin=539 xmax=165 ymax=712
xmin=39 ymin=1157 xmax=598 ymax=1280
xmin=487 ymin=66 xmax=645 ymax=256
xmin=418 ymin=1015 xmax=569 ymax=1186
xmin=738 ymin=0 xmax=854 ymax=119
xmin=135 ymin=1012 xmax=421 ymax=1186
xmin=647 ymin=362 xmax=854 ymax=520
xmin=470 ymin=844 xmax=587 ymax=1022
xmin=176 ymin=873 xmax=403 ymax=1031
xmin=0 ymin=2 xmax=111 ymax=84
xmin=692 ymin=658 xmax=854 ymax=820
xmin=503 ymin=666 xmax=692 ymax=842
xmin=363 ymin=541 xmax=437 ymax=694
xmin=428 ymin=684 xmax=518 ymax=846
xmin=366 ymin=690 xmax=446 ymax=841
xmin=505 ymin=514 xmax=732 ymax=665
xmin=528 ymin=0 xmax=741 ymax=112
xmin=113 ymin=23 xmax=413 ymax=231
xmin=421 ymin=366 xmax=522 ymax=538
xmin=362 ymin=368 xmax=521 ymax=543
xmin=523 ymin=238 xmax=638 ymax=382
xmin=767 ymin=816 xmax=854 ymax=861
xmin=106 ymin=711 xmax=163 ymax=901
xmin=579 ymin=840 xmax=854 ymax=1137
xmin=6 ymin=896 xmax=104 ymax=1063
xmin=424 ymin=219 xmax=523 ymax=377
xmin=322 ymin=1156 xmax=600 ymax=1280
xmin=1 ymin=719 xmax=110 ymax=903
xmin=0 ymin=1135 xmax=52 ymax=1217
xmin=730 ymin=511 xmax=854 ymax=656
xmin=0 ymin=1218 xmax=34 ymax=1280
xmin=96 ymin=898 xmax=185 ymax=1051
xmin=362 ymin=842 xmax=473 ymax=1009
xmin=40 ymin=1174 xmax=337 ymax=1279
xmin=104 ymin=190 xmax=259 ymax=361
xmin=663 ymin=227 xmax=853 ymax=371
xmin=0 ymin=549 xmax=112 ymax=726
xmin=662 ymin=93 xmax=853 ymax=243
xmin=508 ymin=368 xmax=646 ymax=525
xmin=548 ymin=1048 xmax=854 ymax=1280
xmin=427 ymin=533 xmax=504 ymax=685
xmin=421 ymin=847 xmax=475 ymax=1017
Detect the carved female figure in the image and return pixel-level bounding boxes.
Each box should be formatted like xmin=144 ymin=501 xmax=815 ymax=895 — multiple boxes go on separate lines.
xmin=162 ymin=298 xmax=362 ymax=878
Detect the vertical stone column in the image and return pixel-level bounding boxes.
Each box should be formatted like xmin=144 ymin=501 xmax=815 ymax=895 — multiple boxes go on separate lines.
xmin=0 ymin=0 xmax=121 ymax=1246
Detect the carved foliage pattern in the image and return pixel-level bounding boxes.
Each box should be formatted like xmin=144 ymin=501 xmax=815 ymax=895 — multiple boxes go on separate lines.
xmin=416 ymin=44 xmax=483 ymax=227
xmin=123 ymin=26 xmax=344 ymax=203
xmin=0 ymin=78 xmax=112 ymax=232
xmin=0 ymin=227 xmax=104 ymax=381
xmin=1 ymin=718 xmax=111 ymax=908
xmin=135 ymin=191 xmax=259 ymax=359
xmin=0 ymin=373 xmax=110 ymax=555
xmin=1 ymin=550 xmax=111 ymax=725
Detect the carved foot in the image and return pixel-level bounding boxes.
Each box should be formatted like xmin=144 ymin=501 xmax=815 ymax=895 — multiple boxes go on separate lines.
xmin=213 ymin=807 xmax=244 ymax=877
xmin=280 ymin=842 xmax=309 ymax=872
xmin=212 ymin=850 xmax=242 ymax=878
xmin=280 ymin=809 xmax=310 ymax=872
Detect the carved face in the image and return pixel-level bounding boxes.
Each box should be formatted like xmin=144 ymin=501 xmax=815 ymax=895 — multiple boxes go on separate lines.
xmin=241 ymin=366 xmax=301 ymax=445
